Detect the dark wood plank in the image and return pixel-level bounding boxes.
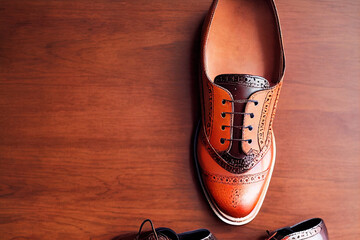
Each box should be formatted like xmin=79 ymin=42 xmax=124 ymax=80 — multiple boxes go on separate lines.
xmin=0 ymin=0 xmax=359 ymax=239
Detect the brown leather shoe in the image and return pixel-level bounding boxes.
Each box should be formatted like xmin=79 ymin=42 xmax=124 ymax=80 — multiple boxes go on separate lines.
xmin=135 ymin=219 xmax=215 ymax=240
xmin=195 ymin=0 xmax=285 ymax=225
xmin=266 ymin=218 xmax=329 ymax=240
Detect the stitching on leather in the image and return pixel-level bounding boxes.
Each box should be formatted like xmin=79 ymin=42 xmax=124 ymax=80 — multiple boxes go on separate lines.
xmin=231 ymin=188 xmax=242 ymax=208
xmin=258 ymin=90 xmax=274 ymax=147
xmin=286 ymin=225 xmax=322 ymax=240
xmin=206 ymin=80 xmax=214 ymax=137
xmin=214 ymin=74 xmax=270 ymax=88
xmin=266 ymin=82 xmax=282 ymax=144
xmin=203 ymin=169 xmax=268 ymax=185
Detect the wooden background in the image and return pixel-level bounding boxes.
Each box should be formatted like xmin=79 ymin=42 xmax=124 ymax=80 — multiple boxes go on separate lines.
xmin=0 ymin=0 xmax=359 ymax=239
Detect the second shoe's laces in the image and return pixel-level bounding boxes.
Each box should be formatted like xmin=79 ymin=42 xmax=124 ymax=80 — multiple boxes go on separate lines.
xmin=220 ymin=99 xmax=258 ymax=144
xmin=136 ymin=219 xmax=159 ymax=240
xmin=266 ymin=230 xmax=284 ymax=240
xmin=266 ymin=232 xmax=277 ymax=240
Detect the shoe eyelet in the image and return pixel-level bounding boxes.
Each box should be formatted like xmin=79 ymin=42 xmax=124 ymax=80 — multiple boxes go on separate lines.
xmin=250 ymin=113 xmax=254 ymax=118
xmin=222 ymin=99 xmax=226 ymax=105
xmin=221 ymin=125 xmax=225 ymax=130
xmin=220 ymin=138 xmax=225 ymax=144
xmin=248 ymin=139 xmax=252 ymax=144
xmin=248 ymin=126 xmax=253 ymax=131
xmin=221 ymin=112 xmax=226 ymax=118
xmin=254 ymin=101 xmax=258 ymax=106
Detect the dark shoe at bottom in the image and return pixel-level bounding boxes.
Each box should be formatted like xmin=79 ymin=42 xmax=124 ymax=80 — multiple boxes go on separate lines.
xmin=136 ymin=219 xmax=215 ymax=240
xmin=266 ymin=218 xmax=329 ymax=240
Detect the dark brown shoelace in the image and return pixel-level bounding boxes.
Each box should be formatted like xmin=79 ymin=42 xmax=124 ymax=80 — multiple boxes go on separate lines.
xmin=220 ymin=99 xmax=258 ymax=144
xmin=136 ymin=219 xmax=159 ymax=240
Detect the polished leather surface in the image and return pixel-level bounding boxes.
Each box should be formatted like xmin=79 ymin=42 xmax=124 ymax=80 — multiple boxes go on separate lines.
xmin=267 ymin=218 xmax=329 ymax=240
xmin=196 ymin=0 xmax=285 ymax=225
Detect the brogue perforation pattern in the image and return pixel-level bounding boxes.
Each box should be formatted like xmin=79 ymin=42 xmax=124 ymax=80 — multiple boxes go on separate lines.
xmin=214 ymin=74 xmax=270 ymax=88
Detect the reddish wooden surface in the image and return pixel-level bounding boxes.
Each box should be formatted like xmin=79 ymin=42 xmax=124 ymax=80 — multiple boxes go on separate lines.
xmin=0 ymin=0 xmax=359 ymax=239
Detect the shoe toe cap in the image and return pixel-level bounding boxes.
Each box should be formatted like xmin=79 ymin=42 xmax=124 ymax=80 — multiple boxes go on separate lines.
xmin=202 ymin=170 xmax=268 ymax=218
xmin=197 ymin=132 xmax=275 ymax=220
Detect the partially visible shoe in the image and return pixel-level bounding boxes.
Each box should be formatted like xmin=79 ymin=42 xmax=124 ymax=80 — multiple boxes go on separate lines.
xmin=135 ymin=219 xmax=215 ymax=240
xmin=266 ymin=218 xmax=329 ymax=240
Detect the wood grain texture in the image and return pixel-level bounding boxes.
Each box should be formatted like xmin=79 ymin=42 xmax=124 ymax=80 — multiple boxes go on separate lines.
xmin=0 ymin=0 xmax=359 ymax=239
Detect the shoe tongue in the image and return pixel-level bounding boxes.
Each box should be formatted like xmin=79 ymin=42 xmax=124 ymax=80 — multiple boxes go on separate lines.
xmin=214 ymin=74 xmax=270 ymax=158
xmin=214 ymin=74 xmax=270 ymax=99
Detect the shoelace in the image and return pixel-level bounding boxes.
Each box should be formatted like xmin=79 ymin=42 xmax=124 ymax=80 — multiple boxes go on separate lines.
xmin=266 ymin=230 xmax=278 ymax=240
xmin=136 ymin=219 xmax=159 ymax=240
xmin=220 ymin=99 xmax=258 ymax=144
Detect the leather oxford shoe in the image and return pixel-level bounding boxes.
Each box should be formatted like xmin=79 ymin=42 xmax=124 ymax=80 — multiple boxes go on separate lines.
xmin=266 ymin=218 xmax=329 ymax=240
xmin=135 ymin=219 xmax=215 ymax=240
xmin=195 ymin=0 xmax=285 ymax=225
